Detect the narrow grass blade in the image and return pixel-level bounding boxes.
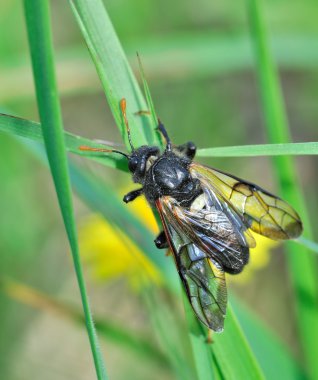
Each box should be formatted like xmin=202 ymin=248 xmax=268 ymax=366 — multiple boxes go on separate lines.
xmin=2 ymin=113 xmax=318 ymax=175
xmin=296 ymin=237 xmax=318 ymax=254
xmin=23 ymin=2 xmax=107 ymax=379
xmin=183 ymin=295 xmax=216 ymax=380
xmin=0 ymin=113 xmax=127 ymax=171
xmin=197 ymin=142 xmax=318 ymax=157
xmin=232 ymin=298 xmax=306 ymax=380
xmin=142 ymin=286 xmax=197 ymax=380
xmin=212 ymin=305 xmax=264 ymax=380
xmin=68 ymin=0 xmax=161 ymax=148
xmin=248 ymin=0 xmax=318 ymax=378
xmin=137 ymin=54 xmax=159 ymax=131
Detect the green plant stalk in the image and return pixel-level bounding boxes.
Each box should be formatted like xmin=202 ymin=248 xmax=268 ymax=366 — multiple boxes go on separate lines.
xmin=212 ymin=306 xmax=265 ymax=380
xmin=183 ymin=295 xmax=216 ymax=380
xmin=197 ymin=142 xmax=318 ymax=157
xmin=23 ymin=2 xmax=107 ymax=379
xmin=1 ymin=113 xmax=317 ymax=171
xmin=248 ymin=0 xmax=318 ymax=377
xmin=69 ymin=0 xmax=161 ymax=149
xmin=231 ymin=297 xmax=306 ymax=380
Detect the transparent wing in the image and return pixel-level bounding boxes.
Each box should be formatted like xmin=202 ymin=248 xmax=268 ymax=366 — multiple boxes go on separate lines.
xmin=160 ymin=192 xmax=252 ymax=273
xmin=190 ymin=163 xmax=303 ymax=240
xmin=156 ymin=199 xmax=227 ymax=331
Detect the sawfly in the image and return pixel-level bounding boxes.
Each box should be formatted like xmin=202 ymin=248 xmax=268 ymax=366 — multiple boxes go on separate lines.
xmin=80 ymin=99 xmax=303 ymax=332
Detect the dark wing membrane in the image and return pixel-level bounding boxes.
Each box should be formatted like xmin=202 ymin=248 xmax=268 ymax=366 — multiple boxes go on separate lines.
xmin=190 ymin=163 xmax=303 ymax=240
xmin=161 ymin=190 xmax=253 ymax=273
xmin=156 ymin=199 xmax=227 ymax=332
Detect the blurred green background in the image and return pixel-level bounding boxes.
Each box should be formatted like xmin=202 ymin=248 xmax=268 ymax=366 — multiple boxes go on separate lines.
xmin=0 ymin=0 xmax=317 ymax=379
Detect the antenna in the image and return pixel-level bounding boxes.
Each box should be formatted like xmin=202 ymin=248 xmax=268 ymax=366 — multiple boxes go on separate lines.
xmin=120 ymin=98 xmax=134 ymax=151
xmin=79 ymin=145 xmax=129 ymax=159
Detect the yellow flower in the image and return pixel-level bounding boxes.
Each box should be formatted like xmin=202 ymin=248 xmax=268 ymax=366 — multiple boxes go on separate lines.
xmin=229 ymin=233 xmax=279 ymax=284
xmin=79 ymin=187 xmax=278 ymax=287
xmin=79 ymin=188 xmax=161 ymax=290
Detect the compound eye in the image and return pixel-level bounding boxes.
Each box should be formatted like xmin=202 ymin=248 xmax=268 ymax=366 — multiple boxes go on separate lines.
xmin=128 ymin=156 xmax=139 ymax=172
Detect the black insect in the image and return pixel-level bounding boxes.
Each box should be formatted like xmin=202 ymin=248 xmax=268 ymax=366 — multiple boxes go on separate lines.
xmin=80 ymin=99 xmax=302 ymax=332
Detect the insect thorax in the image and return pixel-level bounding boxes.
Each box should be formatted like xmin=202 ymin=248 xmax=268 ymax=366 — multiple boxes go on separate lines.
xmin=142 ymin=152 xmax=202 ymax=206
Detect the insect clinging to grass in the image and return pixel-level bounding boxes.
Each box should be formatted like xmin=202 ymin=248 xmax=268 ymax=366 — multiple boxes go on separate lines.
xmin=80 ymin=99 xmax=303 ymax=332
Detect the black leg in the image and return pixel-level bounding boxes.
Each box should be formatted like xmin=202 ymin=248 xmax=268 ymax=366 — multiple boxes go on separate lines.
xmin=157 ymin=121 xmax=172 ymax=151
xmin=154 ymin=231 xmax=168 ymax=249
xmin=123 ymin=188 xmax=143 ymax=203
xmin=176 ymin=141 xmax=196 ymax=160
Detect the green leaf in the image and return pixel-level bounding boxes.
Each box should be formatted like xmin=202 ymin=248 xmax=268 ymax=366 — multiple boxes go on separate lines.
xmin=23 ymin=1 xmax=107 ymax=379
xmin=69 ymin=0 xmax=161 ymax=148
xmin=183 ymin=294 xmax=216 ymax=380
xmin=296 ymin=237 xmax=318 ymax=254
xmin=212 ymin=305 xmax=265 ymax=380
xmin=248 ymin=0 xmax=318 ymax=378
xmin=197 ymin=142 xmax=318 ymax=157
xmin=0 ymin=113 xmax=127 ymax=171
xmin=232 ymin=298 xmax=306 ymax=380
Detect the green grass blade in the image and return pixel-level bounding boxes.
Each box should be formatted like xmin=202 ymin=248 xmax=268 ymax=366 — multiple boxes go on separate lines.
xmin=232 ymin=298 xmax=306 ymax=380
xmin=68 ymin=0 xmax=161 ymax=148
xmin=0 ymin=113 xmax=127 ymax=170
xmin=197 ymin=142 xmax=318 ymax=157
xmin=212 ymin=305 xmax=265 ymax=380
xmin=2 ymin=113 xmax=318 ymax=174
xmin=137 ymin=54 xmax=159 ymax=130
xmin=248 ymin=0 xmax=318 ymax=378
xmin=183 ymin=295 xmax=216 ymax=380
xmin=296 ymin=237 xmax=318 ymax=254
xmin=23 ymin=2 xmax=107 ymax=379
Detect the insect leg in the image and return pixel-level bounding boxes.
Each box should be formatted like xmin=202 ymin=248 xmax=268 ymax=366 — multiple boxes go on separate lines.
xmin=123 ymin=188 xmax=143 ymax=203
xmin=154 ymin=231 xmax=169 ymax=249
xmin=157 ymin=121 xmax=172 ymax=151
xmin=134 ymin=110 xmax=150 ymax=116
xmin=176 ymin=141 xmax=196 ymax=159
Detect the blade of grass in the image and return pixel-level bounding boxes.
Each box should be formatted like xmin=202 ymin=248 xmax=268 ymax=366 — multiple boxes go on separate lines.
xmin=137 ymin=54 xmax=159 ymax=130
xmin=183 ymin=295 xmax=216 ymax=380
xmin=197 ymin=142 xmax=318 ymax=157
xmin=0 ymin=113 xmax=127 ymax=170
xmin=23 ymin=2 xmax=107 ymax=379
xmin=248 ymin=0 xmax=318 ymax=378
xmin=1 ymin=113 xmax=317 ymax=170
xmin=212 ymin=305 xmax=264 ymax=380
xmin=68 ymin=0 xmax=161 ymax=148
xmin=232 ymin=297 xmax=306 ymax=380
xmin=296 ymin=237 xmax=318 ymax=254
xmin=142 ymin=286 xmax=198 ymax=380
